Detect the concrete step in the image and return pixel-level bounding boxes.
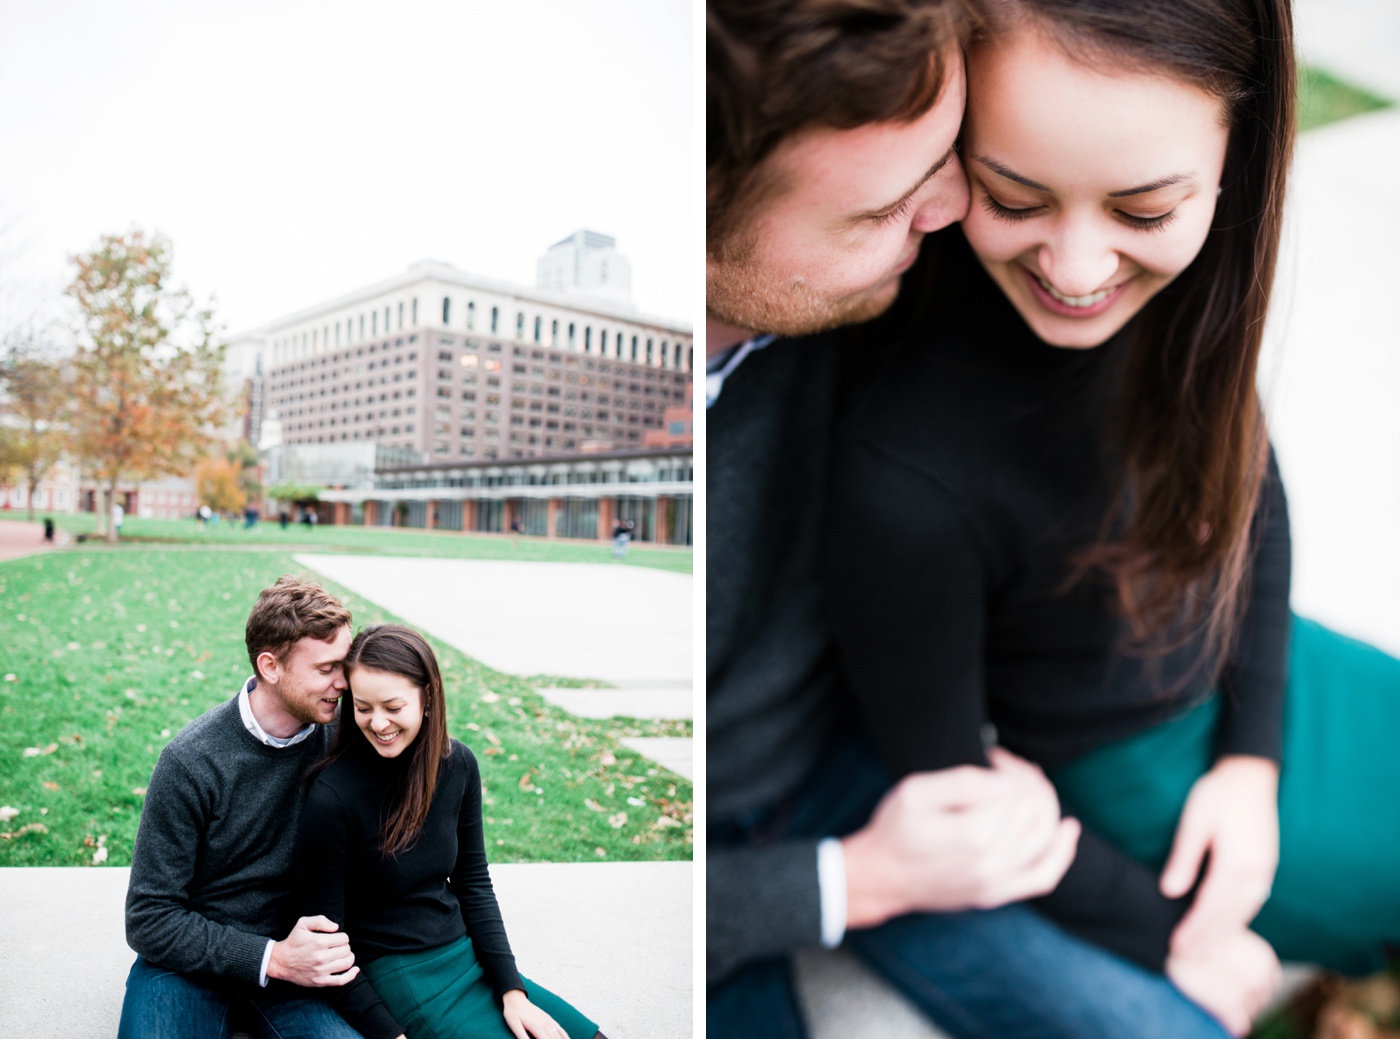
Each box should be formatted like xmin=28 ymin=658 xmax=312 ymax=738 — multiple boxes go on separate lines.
xmin=0 ymin=862 xmax=691 ymax=1039
xmin=620 ymin=736 xmax=693 ymax=780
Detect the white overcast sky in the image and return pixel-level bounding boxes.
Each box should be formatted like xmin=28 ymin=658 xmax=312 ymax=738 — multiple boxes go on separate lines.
xmin=0 ymin=0 xmax=692 ymax=337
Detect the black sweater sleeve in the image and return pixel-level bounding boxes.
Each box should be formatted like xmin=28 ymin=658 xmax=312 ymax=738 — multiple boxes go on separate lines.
xmin=296 ymin=780 xmax=406 ymax=1039
xmin=825 ymin=434 xmax=1190 ymax=971
xmin=1214 ymin=446 xmax=1292 ymax=762
xmin=448 ymin=744 xmax=526 ymax=1001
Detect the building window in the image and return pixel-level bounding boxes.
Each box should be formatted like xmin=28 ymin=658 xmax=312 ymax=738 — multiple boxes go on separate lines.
xmin=674 ymin=342 xmax=683 ymax=369
xmin=533 ymin=316 xmax=542 ymax=344
xmin=491 ymin=306 xmax=499 ymax=333
xmin=359 ymin=315 xmax=365 ymax=339
xmin=467 ymin=301 xmax=475 ymax=330
xmin=413 ymin=298 xmax=418 ymax=325
xmin=568 ymin=323 xmax=576 ymax=350
xmin=515 ymin=312 xmax=525 ymax=340
xmin=599 ymin=330 xmax=607 ymax=355
xmin=398 ymin=302 xmax=404 ymax=330
xmin=372 ymin=311 xmax=378 ymax=336
xmin=584 ymin=327 xmax=592 ymax=354
xmin=631 ymin=335 xmax=638 ymax=361
xmin=442 ymin=296 xmax=451 ymax=326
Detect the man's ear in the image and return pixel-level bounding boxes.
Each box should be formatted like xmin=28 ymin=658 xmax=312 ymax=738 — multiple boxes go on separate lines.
xmin=255 ymin=650 xmax=282 ymax=686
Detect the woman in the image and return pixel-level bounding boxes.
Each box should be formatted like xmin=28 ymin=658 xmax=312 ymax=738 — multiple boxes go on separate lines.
xmin=296 ymin=624 xmax=603 ymax=1039
xmin=825 ymin=0 xmax=1400 ymax=1033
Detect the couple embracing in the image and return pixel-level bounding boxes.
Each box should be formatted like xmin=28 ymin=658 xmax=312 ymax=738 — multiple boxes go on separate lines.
xmin=119 ymin=574 xmax=604 ymax=1039
xmin=708 ymin=0 xmax=1400 ymax=1036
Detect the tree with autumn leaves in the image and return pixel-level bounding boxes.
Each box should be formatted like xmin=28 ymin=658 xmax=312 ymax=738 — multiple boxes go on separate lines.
xmin=67 ymin=230 xmax=228 ymax=541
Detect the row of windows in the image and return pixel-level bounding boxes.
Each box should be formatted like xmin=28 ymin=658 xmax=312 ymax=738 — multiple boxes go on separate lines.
xmin=271 ymin=295 xmax=691 ymax=372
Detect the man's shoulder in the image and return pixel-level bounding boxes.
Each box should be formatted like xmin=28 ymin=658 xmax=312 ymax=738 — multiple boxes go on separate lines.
xmin=162 ymin=695 xmax=242 ymax=759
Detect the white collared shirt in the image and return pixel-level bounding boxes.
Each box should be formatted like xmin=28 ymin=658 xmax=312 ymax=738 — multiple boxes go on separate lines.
xmin=706 ymin=334 xmax=776 ymax=408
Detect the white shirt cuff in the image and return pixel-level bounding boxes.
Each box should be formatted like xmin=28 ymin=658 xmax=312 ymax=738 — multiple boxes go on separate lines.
xmin=259 ymin=939 xmax=274 ymax=987
xmin=817 ymin=837 xmax=848 ymax=948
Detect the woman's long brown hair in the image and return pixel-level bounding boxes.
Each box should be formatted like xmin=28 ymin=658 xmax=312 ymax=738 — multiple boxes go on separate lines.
xmin=312 ymin=624 xmax=452 ymax=858
xmin=981 ymin=0 xmax=1296 ymax=663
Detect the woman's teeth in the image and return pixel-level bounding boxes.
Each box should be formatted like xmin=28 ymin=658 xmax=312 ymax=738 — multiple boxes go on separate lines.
xmin=373 ymin=731 xmax=399 ymax=743
xmin=1039 ymin=277 xmax=1115 ymax=308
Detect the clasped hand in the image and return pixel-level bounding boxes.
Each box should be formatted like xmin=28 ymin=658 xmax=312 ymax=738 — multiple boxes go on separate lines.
xmin=842 ymin=746 xmax=1081 ymax=929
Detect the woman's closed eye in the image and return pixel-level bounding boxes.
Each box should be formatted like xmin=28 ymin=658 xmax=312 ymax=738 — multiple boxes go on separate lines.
xmin=981 ymin=191 xmax=1179 ymax=232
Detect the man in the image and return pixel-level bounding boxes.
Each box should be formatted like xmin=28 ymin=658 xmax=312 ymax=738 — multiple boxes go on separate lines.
xmin=119 ymin=574 xmax=364 ymax=1039
xmin=706 ymin=2 xmax=1235 ymax=1036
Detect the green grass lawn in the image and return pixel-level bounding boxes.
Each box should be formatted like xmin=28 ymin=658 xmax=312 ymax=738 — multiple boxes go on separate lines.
xmin=1300 ymin=66 xmax=1393 ymax=133
xmin=49 ymin=514 xmax=691 ymax=574
xmin=0 ymin=547 xmax=692 ymax=868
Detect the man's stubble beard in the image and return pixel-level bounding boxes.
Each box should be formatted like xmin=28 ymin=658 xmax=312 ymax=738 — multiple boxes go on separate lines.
xmin=706 ymin=257 xmax=902 ymax=339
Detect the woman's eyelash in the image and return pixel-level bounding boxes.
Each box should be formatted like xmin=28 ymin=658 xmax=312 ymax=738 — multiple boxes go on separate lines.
xmin=1117 ymin=210 xmax=1178 ymax=232
xmin=982 ymin=191 xmax=1178 ymax=232
xmin=981 ymin=194 xmax=1039 ymax=222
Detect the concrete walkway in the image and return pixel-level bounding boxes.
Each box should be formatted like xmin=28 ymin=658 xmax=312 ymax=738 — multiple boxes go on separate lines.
xmin=0 ymin=517 xmax=62 ymax=561
xmin=295 ymin=554 xmax=691 ymax=685
xmin=0 ymin=863 xmax=691 ymax=1039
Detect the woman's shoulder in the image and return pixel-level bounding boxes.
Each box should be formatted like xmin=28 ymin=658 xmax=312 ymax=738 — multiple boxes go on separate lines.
xmin=446 ymin=737 xmax=479 ymax=772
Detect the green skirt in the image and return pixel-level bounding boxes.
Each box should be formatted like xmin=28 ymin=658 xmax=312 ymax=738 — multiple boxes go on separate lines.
xmin=362 ymin=935 xmax=598 ymax=1039
xmin=1050 ymin=616 xmax=1400 ymax=975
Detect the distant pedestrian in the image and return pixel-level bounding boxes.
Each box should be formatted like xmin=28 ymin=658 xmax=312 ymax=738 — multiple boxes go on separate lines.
xmin=43 ymin=517 xmax=54 ymax=544
xmin=244 ymin=506 xmax=258 ymax=529
xmin=279 ymin=509 xmax=290 ymax=530
xmin=198 ymin=504 xmax=212 ymax=528
xmin=510 ymin=515 xmax=525 ymax=536
xmin=612 ymin=518 xmax=631 ymax=560
xmin=112 ymin=502 xmax=124 ymax=541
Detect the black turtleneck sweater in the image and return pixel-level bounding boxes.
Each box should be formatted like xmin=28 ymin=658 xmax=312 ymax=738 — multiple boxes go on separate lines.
xmin=824 ymin=231 xmax=1292 ymax=971
xmin=296 ymin=735 xmax=524 ymax=1039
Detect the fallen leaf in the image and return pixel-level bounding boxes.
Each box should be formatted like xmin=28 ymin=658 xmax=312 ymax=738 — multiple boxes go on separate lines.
xmin=0 ymin=823 xmax=48 ymax=839
xmin=599 ymin=750 xmax=616 ymax=767
xmin=483 ymin=747 xmax=503 ymax=756
xmin=654 ymin=815 xmax=683 ymax=829
xmin=485 ymin=732 xmax=502 ymax=746
xmin=584 ymin=799 xmax=605 ymax=812
xmin=42 ymin=782 xmax=60 ymax=791
xmin=480 ymin=692 xmax=500 ymax=703
xmin=465 ymin=722 xmax=481 ymax=731
xmin=0 ymin=807 xmax=19 ymax=823
xmin=595 ymin=847 xmax=607 ymax=858
xmin=608 ymin=812 xmax=628 ymax=829
xmin=2 ymin=674 xmax=16 ymax=682
xmin=132 ymin=787 xmax=146 ymax=796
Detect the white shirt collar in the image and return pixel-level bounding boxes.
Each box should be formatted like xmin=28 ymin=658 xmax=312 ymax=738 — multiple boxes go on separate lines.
xmin=238 ymin=677 xmax=316 ymax=748
xmin=706 ymin=334 xmax=776 ymax=409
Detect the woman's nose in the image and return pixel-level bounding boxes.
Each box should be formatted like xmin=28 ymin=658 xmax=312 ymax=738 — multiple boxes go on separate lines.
xmin=1036 ymin=223 xmax=1119 ymax=296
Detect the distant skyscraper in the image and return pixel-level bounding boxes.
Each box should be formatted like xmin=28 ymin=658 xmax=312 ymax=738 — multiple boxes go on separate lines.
xmin=536 ymin=230 xmax=633 ymax=306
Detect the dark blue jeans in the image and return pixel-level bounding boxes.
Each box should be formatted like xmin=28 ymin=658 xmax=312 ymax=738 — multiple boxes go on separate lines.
xmin=708 ymin=736 xmax=1230 ymax=1039
xmin=118 ymin=956 xmax=365 ymax=1039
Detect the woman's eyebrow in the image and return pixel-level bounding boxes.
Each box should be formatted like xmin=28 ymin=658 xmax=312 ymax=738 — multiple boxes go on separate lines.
xmin=974 ymin=154 xmax=1049 ymax=191
xmin=1107 ymin=173 xmax=1195 ymax=197
xmin=975 ymin=155 xmax=1196 ymax=197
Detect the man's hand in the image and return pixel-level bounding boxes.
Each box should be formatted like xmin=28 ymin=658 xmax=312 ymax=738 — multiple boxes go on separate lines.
xmin=841 ymin=746 xmax=1081 ymax=930
xmin=267 ymin=915 xmax=358 ymax=987
xmin=1160 ymin=755 xmax=1280 ymax=957
xmin=1166 ymin=926 xmax=1281 ymax=1036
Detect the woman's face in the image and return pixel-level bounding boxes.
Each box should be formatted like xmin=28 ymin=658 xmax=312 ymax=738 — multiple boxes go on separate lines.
xmin=961 ymin=27 xmax=1229 ymax=349
xmin=348 ymin=667 xmax=425 ymax=759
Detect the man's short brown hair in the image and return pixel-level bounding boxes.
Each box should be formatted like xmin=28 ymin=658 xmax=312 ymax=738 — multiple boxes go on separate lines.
xmin=245 ymin=574 xmax=352 ymax=675
xmin=707 ymin=0 xmax=975 ymax=253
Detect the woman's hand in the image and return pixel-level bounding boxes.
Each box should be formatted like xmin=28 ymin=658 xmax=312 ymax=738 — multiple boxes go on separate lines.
xmin=1166 ymin=926 xmax=1281 ymax=1036
xmin=502 ymin=989 xmax=569 ymax=1039
xmin=1159 ymin=755 xmax=1279 ymax=956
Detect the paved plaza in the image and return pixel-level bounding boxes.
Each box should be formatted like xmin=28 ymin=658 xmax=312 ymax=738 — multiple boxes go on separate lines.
xmin=0 ymin=864 xmax=691 ymax=1039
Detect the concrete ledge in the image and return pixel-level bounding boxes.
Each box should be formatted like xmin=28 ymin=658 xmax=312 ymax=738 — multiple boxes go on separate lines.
xmin=0 ymin=862 xmax=690 ymax=1039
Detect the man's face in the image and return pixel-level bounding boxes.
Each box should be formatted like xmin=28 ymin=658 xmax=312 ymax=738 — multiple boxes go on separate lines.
xmin=264 ymin=626 xmax=352 ymax=726
xmin=707 ymin=51 xmax=969 ymax=340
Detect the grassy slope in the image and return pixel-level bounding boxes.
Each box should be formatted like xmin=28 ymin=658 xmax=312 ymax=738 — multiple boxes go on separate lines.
xmin=0 ymin=548 xmax=691 ymax=867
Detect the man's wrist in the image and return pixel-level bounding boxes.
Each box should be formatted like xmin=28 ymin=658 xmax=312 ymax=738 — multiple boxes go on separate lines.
xmin=259 ymin=939 xmax=274 ymax=987
xmin=840 ymin=828 xmax=899 ymax=931
xmin=816 ymin=837 xmax=847 ymax=947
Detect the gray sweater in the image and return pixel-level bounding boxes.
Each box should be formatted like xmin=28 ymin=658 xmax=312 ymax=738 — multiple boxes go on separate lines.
xmin=707 ymin=336 xmax=846 ymax=982
xmin=126 ymin=694 xmax=334 ymax=986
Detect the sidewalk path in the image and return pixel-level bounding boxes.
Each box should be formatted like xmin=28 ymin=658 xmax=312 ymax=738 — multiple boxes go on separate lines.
xmin=0 ymin=863 xmax=690 ymax=1039
xmin=296 ymin=554 xmax=691 ymax=685
xmin=0 ymin=518 xmax=60 ymax=561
